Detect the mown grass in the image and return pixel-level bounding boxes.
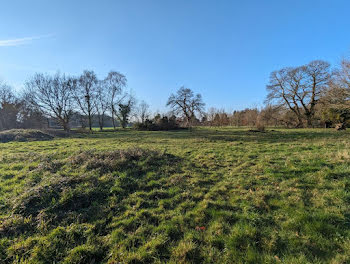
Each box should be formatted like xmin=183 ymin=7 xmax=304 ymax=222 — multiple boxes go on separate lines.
xmin=0 ymin=127 xmax=350 ymax=263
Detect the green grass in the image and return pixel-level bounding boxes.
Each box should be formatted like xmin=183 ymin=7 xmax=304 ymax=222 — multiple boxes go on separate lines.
xmin=1 ymin=127 xmax=350 ymax=263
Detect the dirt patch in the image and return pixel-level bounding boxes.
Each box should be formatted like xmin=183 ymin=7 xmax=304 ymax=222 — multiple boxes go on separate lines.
xmin=0 ymin=129 xmax=54 ymax=143
xmin=248 ymin=129 xmax=266 ymax=133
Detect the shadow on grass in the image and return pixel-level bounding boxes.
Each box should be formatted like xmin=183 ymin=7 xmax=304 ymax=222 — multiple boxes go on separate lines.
xmin=71 ymin=127 xmax=350 ymax=144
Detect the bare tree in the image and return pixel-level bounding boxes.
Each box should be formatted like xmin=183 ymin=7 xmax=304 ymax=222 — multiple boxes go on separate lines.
xmin=94 ymin=81 xmax=109 ymax=131
xmin=206 ymin=107 xmax=217 ymax=126
xmin=302 ymin=60 xmax=331 ymax=126
xmin=231 ymin=110 xmax=244 ymax=126
xmin=25 ymin=73 xmax=76 ymax=131
xmin=104 ymin=71 xmax=127 ymax=129
xmin=334 ymin=58 xmax=350 ymax=90
xmin=17 ymin=97 xmax=46 ymax=129
xmin=0 ymin=82 xmax=19 ymax=130
xmin=320 ymin=58 xmax=350 ymax=128
xmin=244 ymin=108 xmax=259 ymax=127
xmin=0 ymin=81 xmax=16 ymax=104
xmin=74 ymin=70 xmax=98 ymax=131
xmin=137 ymin=100 xmax=150 ymax=124
xmin=266 ymin=60 xmax=330 ymax=127
xmin=166 ymin=86 xmax=205 ymax=127
xmin=267 ymin=67 xmax=305 ymax=127
xmin=259 ymin=105 xmax=281 ymax=127
xmin=208 ymin=108 xmax=230 ymax=126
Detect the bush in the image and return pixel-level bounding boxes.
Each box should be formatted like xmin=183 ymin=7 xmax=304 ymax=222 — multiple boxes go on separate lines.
xmin=134 ymin=116 xmax=181 ymax=131
xmin=256 ymin=122 xmax=265 ymax=132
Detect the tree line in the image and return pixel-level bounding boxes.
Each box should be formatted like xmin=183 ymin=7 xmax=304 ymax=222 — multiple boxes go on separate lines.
xmin=1 ymin=57 xmax=350 ymax=131
xmin=203 ymin=58 xmax=350 ymax=129
xmin=0 ymin=70 xmax=137 ymax=131
xmin=25 ymin=70 xmax=132 ymax=131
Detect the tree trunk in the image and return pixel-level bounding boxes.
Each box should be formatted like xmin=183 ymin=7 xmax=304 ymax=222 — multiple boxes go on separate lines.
xmin=296 ymin=116 xmax=304 ymax=128
xmin=99 ymin=117 xmax=103 ymax=131
xmin=59 ymin=117 xmax=70 ymax=132
xmin=98 ymin=114 xmax=104 ymax=131
xmin=62 ymin=122 xmax=70 ymax=132
xmin=305 ymin=111 xmax=314 ymax=128
xmin=88 ymin=113 xmax=92 ymax=132
xmin=306 ymin=116 xmax=312 ymax=128
xmin=111 ymin=110 xmax=116 ymax=130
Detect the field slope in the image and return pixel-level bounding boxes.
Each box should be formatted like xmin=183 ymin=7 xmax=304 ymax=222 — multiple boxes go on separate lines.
xmin=0 ymin=127 xmax=350 ymax=263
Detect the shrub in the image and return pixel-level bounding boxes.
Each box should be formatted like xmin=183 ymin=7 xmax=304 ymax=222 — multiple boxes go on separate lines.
xmin=256 ymin=122 xmax=265 ymax=132
xmin=134 ymin=116 xmax=181 ymax=131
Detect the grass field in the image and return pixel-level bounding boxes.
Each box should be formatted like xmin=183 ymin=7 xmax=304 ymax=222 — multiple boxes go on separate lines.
xmin=1 ymin=127 xmax=350 ymax=263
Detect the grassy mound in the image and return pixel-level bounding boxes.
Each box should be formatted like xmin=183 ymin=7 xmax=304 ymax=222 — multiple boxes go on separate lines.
xmin=0 ymin=129 xmax=53 ymax=143
xmin=0 ymin=148 xmax=183 ymax=263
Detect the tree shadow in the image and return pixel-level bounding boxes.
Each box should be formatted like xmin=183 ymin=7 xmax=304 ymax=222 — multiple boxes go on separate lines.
xmin=195 ymin=128 xmax=348 ymax=144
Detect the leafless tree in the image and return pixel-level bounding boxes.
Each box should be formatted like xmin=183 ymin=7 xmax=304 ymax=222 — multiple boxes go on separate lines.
xmin=0 ymin=82 xmax=19 ymax=130
xmin=231 ymin=110 xmax=244 ymax=126
xmin=25 ymin=73 xmax=76 ymax=131
xmin=206 ymin=107 xmax=217 ymax=126
xmin=243 ymin=108 xmax=259 ymax=127
xmin=259 ymin=105 xmax=281 ymax=127
xmin=208 ymin=108 xmax=230 ymax=126
xmin=320 ymin=58 xmax=350 ymax=127
xmin=104 ymin=71 xmax=127 ymax=129
xmin=334 ymin=58 xmax=350 ymax=90
xmin=303 ymin=60 xmax=331 ymax=126
xmin=17 ymin=97 xmax=47 ymax=129
xmin=74 ymin=70 xmax=98 ymax=131
xmin=137 ymin=100 xmax=150 ymax=124
xmin=267 ymin=67 xmax=305 ymax=127
xmin=94 ymin=81 xmax=109 ymax=131
xmin=166 ymin=86 xmax=205 ymax=127
xmin=0 ymin=81 xmax=16 ymax=104
xmin=266 ymin=60 xmax=330 ymax=127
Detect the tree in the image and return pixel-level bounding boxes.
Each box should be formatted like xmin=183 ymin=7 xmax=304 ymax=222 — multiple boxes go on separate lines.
xmin=0 ymin=82 xmax=19 ymax=130
xmin=166 ymin=86 xmax=205 ymax=127
xmin=266 ymin=60 xmax=331 ymax=127
xmin=206 ymin=107 xmax=217 ymax=126
xmin=320 ymin=59 xmax=350 ymax=128
xmin=25 ymin=73 xmax=76 ymax=131
xmin=211 ymin=109 xmax=230 ymax=126
xmin=104 ymin=71 xmax=127 ymax=129
xmin=0 ymin=81 xmax=16 ymax=105
xmin=243 ymin=108 xmax=259 ymax=127
xmin=74 ymin=70 xmax=98 ymax=131
xmin=94 ymin=81 xmax=109 ymax=131
xmin=17 ymin=97 xmax=46 ymax=129
xmin=259 ymin=105 xmax=281 ymax=127
xmin=137 ymin=100 xmax=150 ymax=124
xmin=303 ymin=60 xmax=331 ymax=126
xmin=117 ymin=97 xmax=135 ymax=128
xmin=231 ymin=110 xmax=244 ymax=126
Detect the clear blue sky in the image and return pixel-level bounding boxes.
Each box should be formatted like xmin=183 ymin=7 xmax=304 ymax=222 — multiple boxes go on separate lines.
xmin=1 ymin=0 xmax=350 ymax=112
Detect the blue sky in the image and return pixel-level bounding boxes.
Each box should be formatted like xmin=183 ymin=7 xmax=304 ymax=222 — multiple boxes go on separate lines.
xmin=1 ymin=0 xmax=350 ymax=112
